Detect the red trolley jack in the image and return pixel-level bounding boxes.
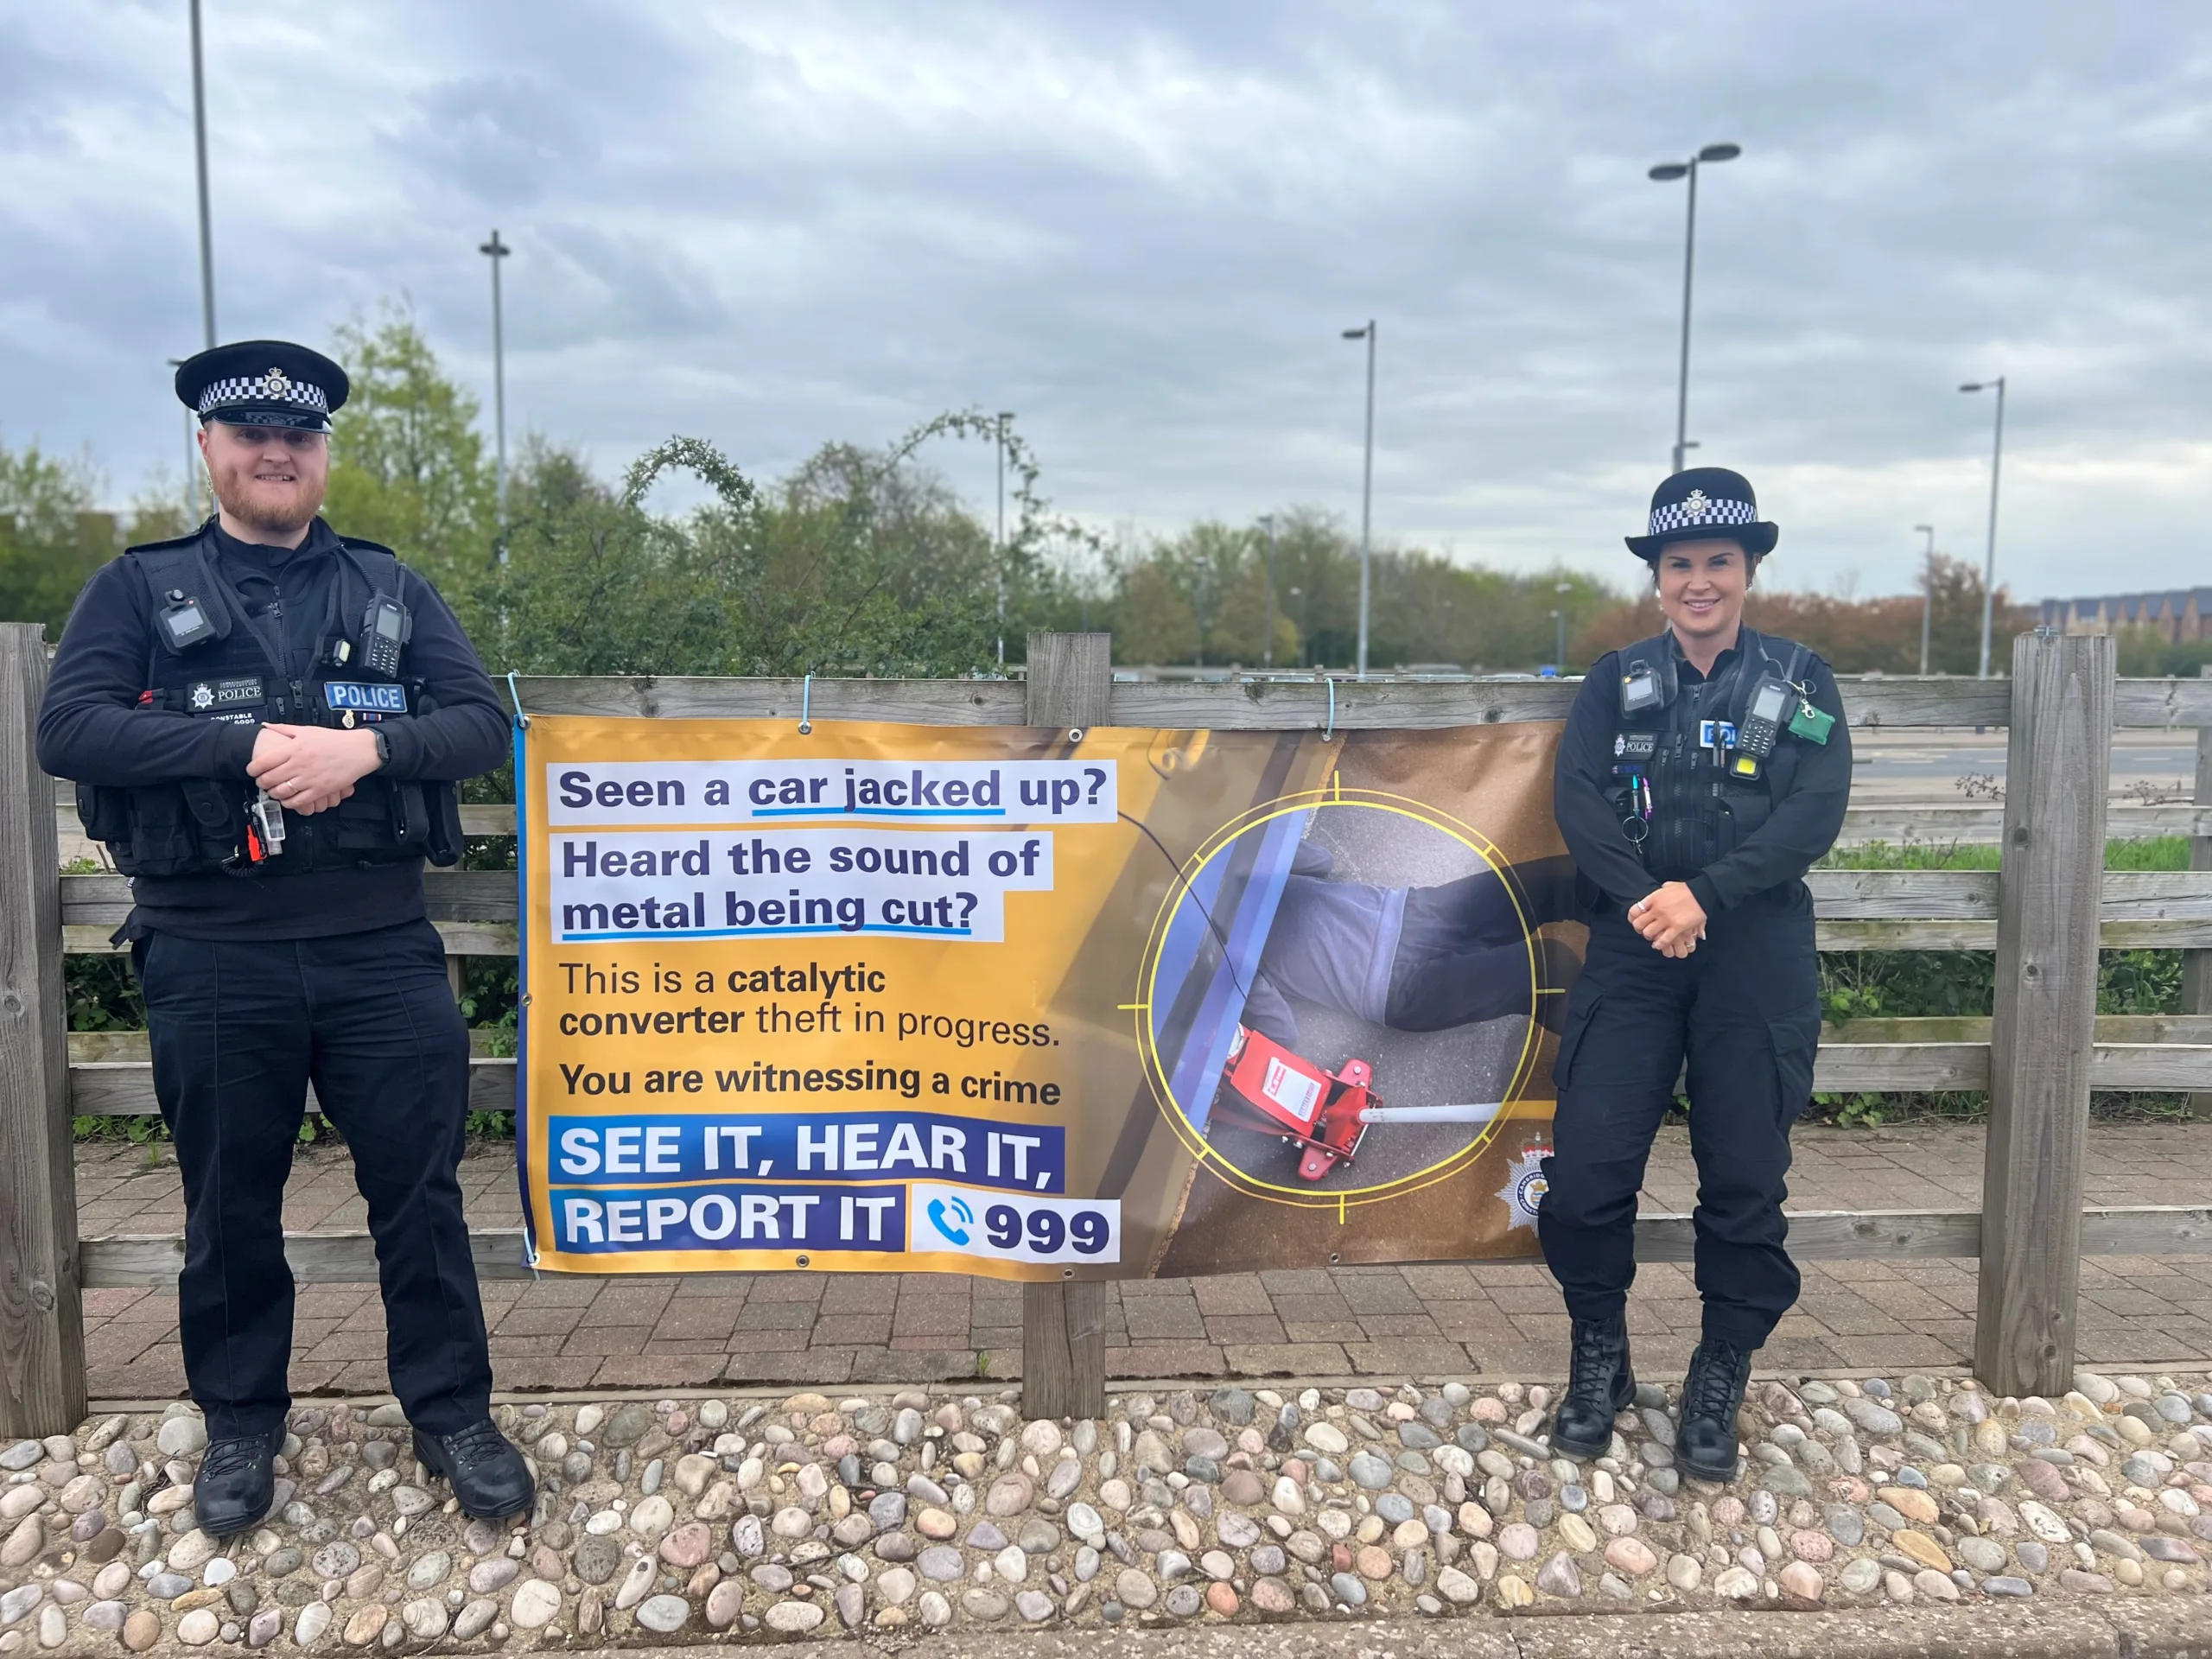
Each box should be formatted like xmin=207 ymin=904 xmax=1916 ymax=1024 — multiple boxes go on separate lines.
xmin=1214 ymin=1025 xmax=1503 ymax=1181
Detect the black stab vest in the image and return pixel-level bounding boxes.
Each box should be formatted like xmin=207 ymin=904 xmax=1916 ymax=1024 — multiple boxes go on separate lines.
xmin=1609 ymin=626 xmax=1810 ymax=883
xmin=75 ymin=526 xmax=462 ymax=879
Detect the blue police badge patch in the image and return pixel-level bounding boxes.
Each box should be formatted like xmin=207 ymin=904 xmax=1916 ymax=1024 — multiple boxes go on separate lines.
xmin=324 ymin=681 xmax=408 ymax=716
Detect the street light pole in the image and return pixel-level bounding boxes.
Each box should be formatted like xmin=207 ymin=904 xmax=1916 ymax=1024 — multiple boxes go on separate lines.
xmin=1960 ymin=378 xmax=2008 ymax=678
xmin=1554 ymin=579 xmax=1573 ymax=670
xmin=1261 ymin=514 xmax=1277 ymax=670
xmin=1343 ymin=321 xmax=1376 ymax=677
xmin=995 ymin=411 xmax=1014 ymax=669
xmin=1648 ymin=143 xmax=1740 ymax=475
xmin=188 ymin=0 xmax=216 ymax=349
xmin=479 ymin=231 xmax=511 ymax=518
xmin=168 ymin=357 xmax=205 ymax=519
xmin=1915 ymin=524 xmax=1936 ymax=675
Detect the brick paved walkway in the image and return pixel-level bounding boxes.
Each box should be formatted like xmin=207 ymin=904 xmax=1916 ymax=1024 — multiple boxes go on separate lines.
xmin=75 ymin=1122 xmax=2212 ymax=1401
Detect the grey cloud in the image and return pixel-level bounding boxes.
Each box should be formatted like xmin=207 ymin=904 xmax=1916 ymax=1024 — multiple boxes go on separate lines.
xmin=3 ymin=0 xmax=2210 ymax=602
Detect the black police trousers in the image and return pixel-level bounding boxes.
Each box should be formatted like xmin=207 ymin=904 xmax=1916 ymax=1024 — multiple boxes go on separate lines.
xmin=1536 ymin=884 xmax=1822 ymax=1351
xmin=137 ymin=918 xmax=493 ymax=1440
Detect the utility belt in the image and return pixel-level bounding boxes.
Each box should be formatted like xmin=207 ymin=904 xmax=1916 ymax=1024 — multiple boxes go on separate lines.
xmin=78 ymin=528 xmax=463 ymax=880
xmin=76 ymin=699 xmax=461 ymax=879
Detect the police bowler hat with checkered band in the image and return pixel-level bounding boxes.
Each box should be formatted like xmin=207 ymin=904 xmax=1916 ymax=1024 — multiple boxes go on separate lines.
xmin=1624 ymin=467 xmax=1778 ymax=562
xmin=174 ymin=340 xmax=349 ymax=433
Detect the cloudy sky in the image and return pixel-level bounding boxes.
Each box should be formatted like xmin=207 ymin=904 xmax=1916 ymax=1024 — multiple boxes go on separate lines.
xmin=4 ymin=1 xmax=2209 ymax=601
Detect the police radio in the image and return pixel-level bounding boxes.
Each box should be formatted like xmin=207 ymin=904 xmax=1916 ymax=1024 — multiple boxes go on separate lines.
xmin=1729 ymin=674 xmax=1795 ymax=778
xmin=359 ymin=594 xmax=410 ymax=677
xmin=156 ymin=588 xmax=219 ymax=652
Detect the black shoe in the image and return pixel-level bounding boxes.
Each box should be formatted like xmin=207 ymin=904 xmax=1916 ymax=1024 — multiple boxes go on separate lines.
xmin=1549 ymin=1315 xmax=1636 ymax=1459
xmin=194 ymin=1425 xmax=282 ymax=1539
xmin=1677 ymin=1339 xmax=1755 ymax=1482
xmin=413 ymin=1420 xmax=535 ymax=1519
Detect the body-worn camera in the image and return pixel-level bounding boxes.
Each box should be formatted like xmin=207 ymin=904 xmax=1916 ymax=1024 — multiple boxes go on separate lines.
xmin=1619 ymin=652 xmax=1677 ymax=717
xmin=157 ymin=588 xmax=219 ymax=652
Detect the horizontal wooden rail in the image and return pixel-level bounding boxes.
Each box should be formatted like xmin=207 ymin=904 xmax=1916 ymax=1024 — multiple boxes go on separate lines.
xmin=59 ymin=800 xmax=2212 ymax=846
xmin=481 ymin=672 xmax=2212 ymax=731
xmin=64 ymin=1038 xmax=2212 ymax=1116
xmin=62 ymin=921 xmax=518 ymax=956
xmin=73 ymin=1204 xmax=2212 ymax=1288
xmin=57 ymin=868 xmax=2212 ymax=954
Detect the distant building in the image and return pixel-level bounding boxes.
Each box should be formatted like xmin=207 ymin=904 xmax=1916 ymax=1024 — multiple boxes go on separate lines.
xmin=2040 ymin=589 xmax=2212 ymax=643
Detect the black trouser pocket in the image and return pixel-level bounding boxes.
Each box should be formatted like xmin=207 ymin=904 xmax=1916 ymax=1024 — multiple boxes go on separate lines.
xmin=1552 ymin=980 xmax=1604 ymax=1091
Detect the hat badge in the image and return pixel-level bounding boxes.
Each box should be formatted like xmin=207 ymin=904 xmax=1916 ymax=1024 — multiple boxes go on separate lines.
xmin=1681 ymin=488 xmax=1710 ymax=520
xmin=260 ymin=367 xmax=292 ymax=398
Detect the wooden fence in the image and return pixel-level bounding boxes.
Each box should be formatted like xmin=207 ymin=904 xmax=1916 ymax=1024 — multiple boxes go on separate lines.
xmin=5 ymin=626 xmax=2211 ymax=1437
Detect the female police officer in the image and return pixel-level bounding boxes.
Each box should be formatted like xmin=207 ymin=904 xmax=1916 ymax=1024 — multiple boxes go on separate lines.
xmin=1539 ymin=467 xmax=1850 ymax=1481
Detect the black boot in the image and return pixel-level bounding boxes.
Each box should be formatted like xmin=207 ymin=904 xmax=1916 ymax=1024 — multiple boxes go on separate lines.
xmin=414 ymin=1421 xmax=535 ymax=1520
xmin=1677 ymin=1339 xmax=1755 ymax=1482
xmin=194 ymin=1425 xmax=282 ymax=1538
xmin=1549 ymin=1314 xmax=1635 ymax=1460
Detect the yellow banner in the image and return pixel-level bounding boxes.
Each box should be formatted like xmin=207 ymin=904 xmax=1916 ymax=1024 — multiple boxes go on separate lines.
xmin=519 ymin=716 xmax=1577 ymax=1279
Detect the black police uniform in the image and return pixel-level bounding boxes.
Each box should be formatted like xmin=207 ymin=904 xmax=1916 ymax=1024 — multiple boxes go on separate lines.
xmin=1536 ymin=467 xmax=1851 ymax=1477
xmin=36 ymin=342 xmax=523 ymax=1526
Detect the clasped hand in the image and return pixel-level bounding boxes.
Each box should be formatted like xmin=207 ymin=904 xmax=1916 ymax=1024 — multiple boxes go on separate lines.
xmin=1630 ymin=880 xmax=1707 ymax=958
xmin=248 ymin=725 xmax=381 ymax=816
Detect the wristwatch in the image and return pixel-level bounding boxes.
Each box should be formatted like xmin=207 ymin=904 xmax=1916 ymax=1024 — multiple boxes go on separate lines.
xmin=370 ymin=728 xmax=391 ymax=770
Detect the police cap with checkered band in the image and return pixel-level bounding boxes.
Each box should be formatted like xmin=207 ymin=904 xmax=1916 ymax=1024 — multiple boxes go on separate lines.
xmin=1624 ymin=466 xmax=1778 ymax=563
xmin=173 ymin=340 xmax=349 ymax=433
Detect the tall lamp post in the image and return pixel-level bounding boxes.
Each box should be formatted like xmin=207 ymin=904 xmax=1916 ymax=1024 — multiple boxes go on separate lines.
xmin=1914 ymin=524 xmax=1936 ymax=675
xmin=479 ymin=231 xmax=511 ymax=518
xmin=995 ymin=411 xmax=1014 ymax=668
xmin=1554 ymin=579 xmax=1573 ymax=670
xmin=189 ymin=0 xmax=216 ymax=348
xmin=1260 ymin=514 xmax=1278 ymax=671
xmin=1647 ymin=143 xmax=1740 ymax=475
xmin=1343 ymin=321 xmax=1376 ymax=677
xmin=1960 ymin=378 xmax=2008 ymax=678
xmin=168 ymin=357 xmax=205 ymax=518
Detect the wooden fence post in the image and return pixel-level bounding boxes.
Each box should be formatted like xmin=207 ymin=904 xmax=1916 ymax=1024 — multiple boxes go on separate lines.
xmin=1020 ymin=632 xmax=1110 ymax=1421
xmin=0 ymin=624 xmax=86 ymax=1437
xmin=1975 ymin=631 xmax=2113 ymax=1397
xmin=2182 ymin=663 xmax=2212 ymax=1119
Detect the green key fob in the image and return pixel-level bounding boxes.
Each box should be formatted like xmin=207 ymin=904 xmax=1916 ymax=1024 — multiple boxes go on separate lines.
xmin=1788 ymin=699 xmax=1834 ymax=745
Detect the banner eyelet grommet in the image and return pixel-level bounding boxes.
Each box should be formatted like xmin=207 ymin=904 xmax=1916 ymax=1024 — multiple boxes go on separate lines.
xmin=505 ymin=671 xmax=530 ymax=728
xmin=1068 ymin=727 xmax=1085 ymax=745
xmin=798 ymin=673 xmax=813 ymax=735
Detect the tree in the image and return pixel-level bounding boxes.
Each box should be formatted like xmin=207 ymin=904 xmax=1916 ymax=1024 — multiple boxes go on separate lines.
xmin=1572 ymin=552 xmax=2033 ymax=673
xmin=465 ymin=430 xmax=1007 ymax=679
xmin=321 ymin=305 xmax=498 ymax=591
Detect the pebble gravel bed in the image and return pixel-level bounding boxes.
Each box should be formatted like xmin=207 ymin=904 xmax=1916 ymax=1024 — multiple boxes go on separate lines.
xmin=1 ymin=1368 xmax=2209 ymax=1650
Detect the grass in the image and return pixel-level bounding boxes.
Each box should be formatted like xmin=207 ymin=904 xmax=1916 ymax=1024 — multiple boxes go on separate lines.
xmin=1813 ymin=836 xmax=2198 ymax=1127
xmin=1824 ymin=836 xmax=2189 ymax=872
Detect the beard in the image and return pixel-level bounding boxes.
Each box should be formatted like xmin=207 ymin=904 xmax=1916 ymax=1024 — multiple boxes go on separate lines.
xmin=209 ymin=468 xmax=324 ymax=540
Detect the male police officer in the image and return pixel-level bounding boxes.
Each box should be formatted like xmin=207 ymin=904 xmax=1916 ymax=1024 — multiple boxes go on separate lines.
xmin=38 ymin=341 xmax=531 ymax=1535
xmin=1539 ymin=468 xmax=1850 ymax=1482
